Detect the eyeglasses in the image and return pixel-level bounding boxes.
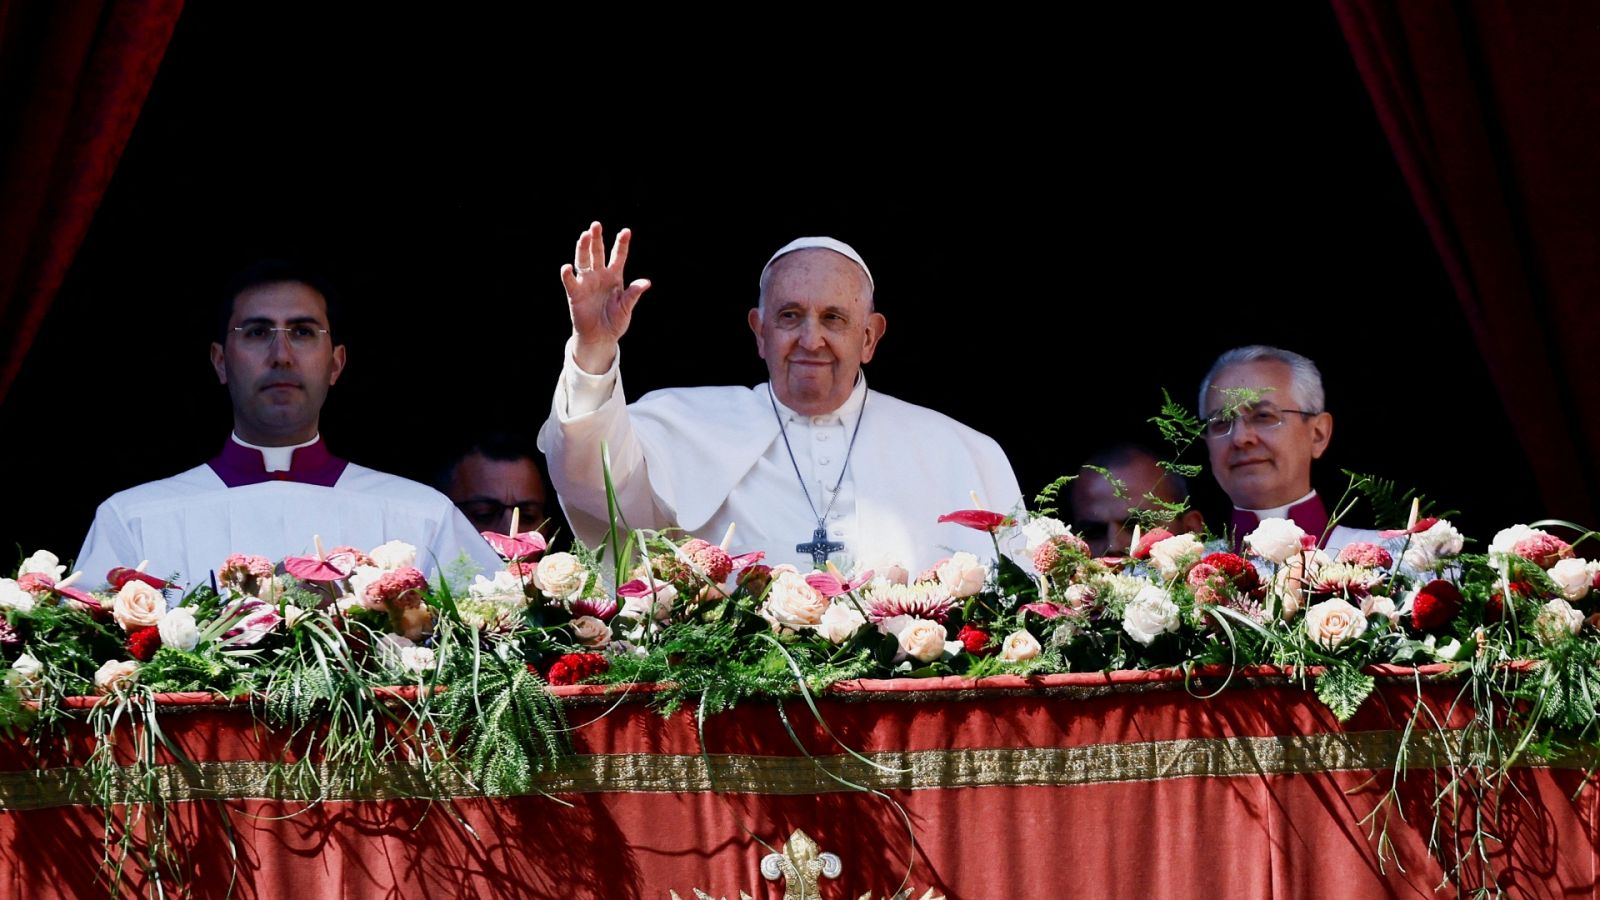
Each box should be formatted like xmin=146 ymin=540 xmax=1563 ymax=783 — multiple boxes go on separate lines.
xmin=1203 ymin=405 xmax=1317 ymax=440
xmin=456 ymin=499 xmax=546 ymax=531
xmin=232 ymin=324 xmax=330 ymax=348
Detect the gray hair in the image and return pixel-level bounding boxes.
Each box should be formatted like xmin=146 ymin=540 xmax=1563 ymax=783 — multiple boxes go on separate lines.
xmin=1198 ymin=345 xmax=1325 ymax=416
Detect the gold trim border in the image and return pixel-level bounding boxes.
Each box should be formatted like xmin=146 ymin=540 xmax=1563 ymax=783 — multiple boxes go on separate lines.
xmin=3 ymin=728 xmax=1585 ymax=812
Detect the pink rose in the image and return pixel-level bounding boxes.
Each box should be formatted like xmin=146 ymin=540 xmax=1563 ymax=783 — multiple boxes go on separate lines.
xmin=94 ymin=659 xmax=140 ymax=694
xmin=112 ymin=581 xmax=165 ymax=632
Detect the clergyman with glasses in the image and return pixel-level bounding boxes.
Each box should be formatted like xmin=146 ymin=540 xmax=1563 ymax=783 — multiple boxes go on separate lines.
xmin=1199 ymin=344 xmax=1381 ymax=554
xmin=73 ymin=260 xmax=501 ymax=593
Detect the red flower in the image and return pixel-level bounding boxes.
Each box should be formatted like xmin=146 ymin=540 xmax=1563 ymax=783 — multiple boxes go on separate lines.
xmin=937 ymin=510 xmax=1011 ymax=533
xmin=1131 ymin=528 xmax=1175 ymax=560
xmin=546 ymin=652 xmax=609 ymax=686
xmin=806 ymin=569 xmax=872 ymax=598
xmin=126 ymin=626 xmax=162 ymax=662
xmin=1380 ymin=517 xmax=1440 ymax=539
xmin=107 ymin=567 xmax=174 ymax=592
xmin=957 ymin=624 xmax=992 ymax=656
xmin=682 ymin=539 xmax=734 ymax=582
xmin=1201 ymin=552 xmax=1259 ymax=592
xmin=1411 ymin=579 xmax=1463 ymax=632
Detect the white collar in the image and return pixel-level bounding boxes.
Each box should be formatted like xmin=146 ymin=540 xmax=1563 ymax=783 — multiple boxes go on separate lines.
xmin=1237 ymin=489 xmax=1318 ymax=520
xmin=232 ymin=432 xmax=320 ymax=472
xmin=767 ymin=376 xmax=869 ymax=427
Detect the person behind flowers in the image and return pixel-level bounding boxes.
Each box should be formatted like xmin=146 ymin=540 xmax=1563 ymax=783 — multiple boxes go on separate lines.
xmin=537 ymin=222 xmax=1021 ymax=573
xmin=1198 ymin=344 xmax=1379 ymax=553
xmin=436 ymin=430 xmax=559 ymax=541
xmin=1070 ymin=443 xmax=1206 ymax=557
xmin=74 ymin=260 xmax=502 ymax=593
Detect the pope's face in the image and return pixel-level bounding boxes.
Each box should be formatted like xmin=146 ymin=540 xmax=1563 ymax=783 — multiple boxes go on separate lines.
xmin=210 ymin=281 xmax=345 ymax=446
xmin=1203 ymin=359 xmax=1331 ymax=510
xmin=748 ymin=249 xmax=885 ymax=416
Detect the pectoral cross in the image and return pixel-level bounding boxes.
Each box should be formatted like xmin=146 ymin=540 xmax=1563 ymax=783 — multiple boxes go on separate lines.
xmin=797 ymin=526 xmax=844 ymax=566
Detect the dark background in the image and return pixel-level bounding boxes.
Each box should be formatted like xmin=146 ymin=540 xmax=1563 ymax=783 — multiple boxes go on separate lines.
xmin=0 ymin=6 xmax=1541 ymax=563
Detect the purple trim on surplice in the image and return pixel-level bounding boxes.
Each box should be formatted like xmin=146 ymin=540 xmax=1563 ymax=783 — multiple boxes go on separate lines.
xmin=206 ymin=438 xmax=348 ymax=488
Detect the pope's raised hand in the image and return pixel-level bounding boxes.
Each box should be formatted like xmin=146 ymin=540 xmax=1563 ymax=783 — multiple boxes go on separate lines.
xmin=562 ymin=222 xmax=651 ymax=374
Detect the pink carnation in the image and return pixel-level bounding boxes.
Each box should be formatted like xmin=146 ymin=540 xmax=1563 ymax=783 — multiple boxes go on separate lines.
xmin=1336 ymin=542 xmax=1393 ymax=569
xmin=1033 ymin=534 xmax=1091 ymax=573
xmin=220 ymin=554 xmax=274 ymax=583
xmin=682 ymin=539 xmax=734 ymax=582
xmin=364 ymin=567 xmax=429 ymax=609
xmin=1513 ymin=534 xmax=1574 ymax=569
xmin=16 ymin=572 xmax=55 ymax=595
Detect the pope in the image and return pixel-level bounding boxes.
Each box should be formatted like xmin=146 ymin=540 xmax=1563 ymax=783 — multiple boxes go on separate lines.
xmin=537 ymin=223 xmax=1022 ymax=573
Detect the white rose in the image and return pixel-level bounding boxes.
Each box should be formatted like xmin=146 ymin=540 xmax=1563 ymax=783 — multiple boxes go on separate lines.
xmin=1548 ymin=558 xmax=1599 ymax=601
xmin=935 ymin=552 xmax=987 ymax=599
xmin=0 ymin=579 xmax=36 ymax=614
xmin=1488 ymin=525 xmax=1541 ymax=561
xmin=17 ymin=550 xmax=65 ymax=581
xmin=1304 ymin=597 xmax=1368 ymax=649
xmin=398 ymin=645 xmax=437 ymax=673
xmin=534 ymin=553 xmax=588 ymax=602
xmin=94 ymin=659 xmax=139 ymax=694
xmin=157 ymin=608 xmax=201 ymax=652
xmin=1244 ymin=518 xmax=1307 ymax=565
xmin=758 ymin=572 xmax=829 ymax=632
xmin=1362 ymin=594 xmax=1399 ymax=625
xmin=817 ymin=602 xmax=867 ymax=644
xmin=999 ymin=630 xmax=1042 ymax=662
xmin=112 ymin=581 xmax=165 ymax=631
xmin=1534 ymin=597 xmax=1584 ymax=644
xmin=1148 ymin=534 xmax=1205 ymax=581
xmin=469 ymin=570 xmax=527 ymax=605
xmin=1401 ymin=519 xmax=1464 ymax=571
xmin=346 ymin=565 xmax=384 ymax=610
xmin=1121 ymin=585 xmax=1180 ymax=646
xmin=369 ymin=540 xmax=418 ymax=571
xmin=570 ymin=615 xmax=612 ymax=648
xmin=1017 ymin=516 xmax=1068 ymax=557
xmin=11 ymin=652 xmax=43 ymax=680
xmin=620 ymin=584 xmax=676 ymax=622
xmin=282 ymin=604 xmax=309 ymax=626
xmin=884 ymin=616 xmax=952 ymax=663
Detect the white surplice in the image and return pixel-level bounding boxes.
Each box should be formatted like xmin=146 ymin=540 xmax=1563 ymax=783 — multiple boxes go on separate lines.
xmin=537 ymin=340 xmax=1022 ymax=574
xmin=75 ymin=460 xmax=502 ymax=594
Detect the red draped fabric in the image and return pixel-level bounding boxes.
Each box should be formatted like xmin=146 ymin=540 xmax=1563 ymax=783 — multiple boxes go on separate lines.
xmin=1331 ymin=1 xmax=1600 ymax=524
xmin=0 ymin=0 xmax=183 ymax=405
xmin=1 ymin=671 xmax=1594 ymax=898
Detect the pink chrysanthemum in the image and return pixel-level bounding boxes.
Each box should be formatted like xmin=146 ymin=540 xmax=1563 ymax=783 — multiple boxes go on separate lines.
xmin=1336 ymin=542 xmax=1393 ymax=570
xmin=682 ymin=539 xmax=734 ymax=582
xmin=364 ymin=567 xmax=429 ymax=609
xmin=1513 ymin=534 xmax=1574 ymax=569
xmin=865 ymin=582 xmax=957 ymax=624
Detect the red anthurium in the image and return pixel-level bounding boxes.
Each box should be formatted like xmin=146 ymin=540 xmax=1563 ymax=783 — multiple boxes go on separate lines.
xmin=57 ymin=585 xmax=101 ymax=608
xmin=1380 ymin=517 xmax=1440 ymax=539
xmin=805 ymin=569 xmax=873 ymax=598
xmin=937 ymin=510 xmax=1011 ymax=533
xmin=106 ymin=568 xmax=173 ymax=591
xmin=616 ymin=579 xmax=654 ymax=599
xmin=730 ymin=551 xmax=765 ymax=571
xmin=482 ymin=530 xmax=548 ymax=562
xmin=284 ymin=554 xmax=352 ymax=582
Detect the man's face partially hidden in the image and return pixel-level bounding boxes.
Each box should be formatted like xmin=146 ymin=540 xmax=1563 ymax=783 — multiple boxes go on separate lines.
xmin=748 ymin=249 xmax=885 ymax=416
xmin=210 ymin=281 xmax=346 ymax=446
xmin=1203 ymin=359 xmax=1332 ymax=510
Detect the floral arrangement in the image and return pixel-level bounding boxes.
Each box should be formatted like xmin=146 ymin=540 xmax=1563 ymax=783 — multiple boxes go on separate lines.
xmin=6 ymin=404 xmax=1600 ymax=894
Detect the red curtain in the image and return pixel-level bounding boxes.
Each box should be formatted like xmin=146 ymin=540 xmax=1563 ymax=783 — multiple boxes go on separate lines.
xmin=1332 ymin=2 xmax=1600 ymax=525
xmin=0 ymin=0 xmax=183 ymax=405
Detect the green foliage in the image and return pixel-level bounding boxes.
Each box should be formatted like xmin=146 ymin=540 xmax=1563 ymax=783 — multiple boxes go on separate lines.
xmin=1148 ymin=389 xmax=1206 ymax=446
xmin=439 ymin=651 xmax=569 ymax=796
xmin=1031 ymin=474 xmax=1077 ymax=519
xmin=1339 ymin=469 xmax=1456 ymax=532
xmin=1524 ymin=639 xmax=1600 ymax=732
xmin=1315 ymin=664 xmax=1375 ymax=722
xmin=139 ymin=645 xmax=253 ymax=695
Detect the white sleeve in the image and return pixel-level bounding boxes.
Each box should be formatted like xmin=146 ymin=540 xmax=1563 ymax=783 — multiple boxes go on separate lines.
xmin=537 ymin=337 xmax=669 ymax=549
xmin=74 ymin=500 xmax=143 ymax=591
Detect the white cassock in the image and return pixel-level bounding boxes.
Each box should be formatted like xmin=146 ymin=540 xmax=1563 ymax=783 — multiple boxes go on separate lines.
xmin=75 ymin=437 xmax=502 ymax=595
xmin=537 ymin=340 xmax=1023 ymax=574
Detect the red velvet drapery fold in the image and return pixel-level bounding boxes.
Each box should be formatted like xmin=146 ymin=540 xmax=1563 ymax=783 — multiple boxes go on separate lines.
xmin=1331 ymin=1 xmax=1600 ymax=524
xmin=0 ymin=0 xmax=183 ymax=405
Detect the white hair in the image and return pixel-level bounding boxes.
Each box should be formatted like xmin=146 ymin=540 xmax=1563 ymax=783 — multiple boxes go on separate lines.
xmin=1198 ymin=345 xmax=1325 ymax=416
